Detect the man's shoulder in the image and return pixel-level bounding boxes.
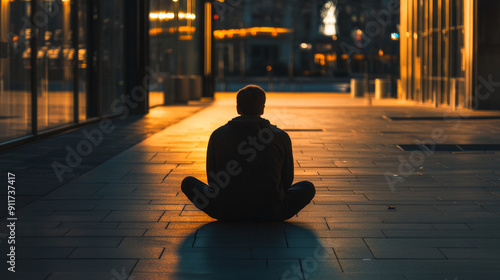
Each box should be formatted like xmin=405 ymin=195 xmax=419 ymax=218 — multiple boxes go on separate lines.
xmin=211 ymin=122 xmax=231 ymax=135
xmin=269 ymin=125 xmax=290 ymax=140
xmin=209 ymin=123 xmax=234 ymax=142
xmin=210 ymin=118 xmax=289 ymax=140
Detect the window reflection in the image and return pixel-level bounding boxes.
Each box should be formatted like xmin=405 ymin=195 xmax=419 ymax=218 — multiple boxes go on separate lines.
xmin=100 ymin=0 xmax=124 ymax=115
xmin=78 ymin=0 xmax=88 ymax=121
xmin=149 ymin=0 xmax=201 ymax=106
xmin=0 ymin=0 xmax=32 ymax=142
xmin=36 ymin=0 xmax=74 ymax=131
xmin=401 ymin=0 xmax=466 ymax=108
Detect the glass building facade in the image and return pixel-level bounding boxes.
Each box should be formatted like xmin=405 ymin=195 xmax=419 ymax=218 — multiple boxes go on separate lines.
xmin=0 ymin=0 xmax=214 ymax=147
xmin=149 ymin=0 xmax=207 ymax=106
xmin=400 ymin=0 xmax=500 ymax=110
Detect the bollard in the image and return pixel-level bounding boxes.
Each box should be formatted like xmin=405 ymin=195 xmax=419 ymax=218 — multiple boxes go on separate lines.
xmin=350 ymin=78 xmax=365 ymax=98
xmin=397 ymin=79 xmax=403 ymax=100
xmin=164 ymin=75 xmax=190 ymax=104
xmin=188 ymin=75 xmax=202 ymax=101
xmin=375 ymin=79 xmax=391 ymax=99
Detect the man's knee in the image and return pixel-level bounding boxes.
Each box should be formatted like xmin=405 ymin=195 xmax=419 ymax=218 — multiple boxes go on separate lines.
xmin=181 ymin=176 xmax=211 ymax=210
xmin=301 ymin=181 xmax=316 ymax=201
xmin=181 ymin=176 xmax=197 ymax=194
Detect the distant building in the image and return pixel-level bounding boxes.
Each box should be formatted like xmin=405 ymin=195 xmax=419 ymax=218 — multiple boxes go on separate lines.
xmin=214 ymin=0 xmax=399 ymax=78
xmin=400 ymin=0 xmax=500 ymax=110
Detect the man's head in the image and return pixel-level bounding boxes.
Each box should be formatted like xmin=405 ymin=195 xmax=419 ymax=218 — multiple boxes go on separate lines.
xmin=236 ymin=85 xmax=266 ymax=116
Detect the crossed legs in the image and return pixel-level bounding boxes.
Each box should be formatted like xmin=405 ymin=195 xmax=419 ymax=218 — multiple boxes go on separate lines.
xmin=181 ymin=176 xmax=315 ymax=221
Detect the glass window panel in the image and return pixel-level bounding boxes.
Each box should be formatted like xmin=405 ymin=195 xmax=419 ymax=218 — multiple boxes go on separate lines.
xmin=178 ymin=0 xmax=201 ymax=76
xmin=36 ymin=0 xmax=75 ymax=131
xmin=149 ymin=0 xmax=202 ymax=107
xmin=451 ymin=0 xmax=458 ymax=27
xmin=78 ymin=0 xmax=89 ymax=121
xmin=456 ymin=0 xmax=463 ymax=26
xmin=441 ymin=0 xmax=446 ymax=29
xmin=100 ymin=0 xmax=124 ymax=115
xmin=432 ymin=0 xmax=439 ymax=29
xmin=441 ymin=0 xmax=449 ymax=105
xmin=149 ymin=0 xmax=173 ymax=106
xmin=432 ymin=32 xmax=438 ymax=77
xmin=0 ymin=0 xmax=32 ymax=142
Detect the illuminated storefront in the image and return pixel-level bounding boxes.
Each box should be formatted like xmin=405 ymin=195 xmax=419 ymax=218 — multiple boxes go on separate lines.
xmin=400 ymin=0 xmax=500 ymax=110
xmin=149 ymin=0 xmax=214 ymax=106
xmin=0 ymin=0 xmax=214 ymax=147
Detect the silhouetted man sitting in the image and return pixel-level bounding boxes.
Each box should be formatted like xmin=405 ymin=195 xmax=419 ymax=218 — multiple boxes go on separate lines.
xmin=181 ymin=85 xmax=315 ymax=222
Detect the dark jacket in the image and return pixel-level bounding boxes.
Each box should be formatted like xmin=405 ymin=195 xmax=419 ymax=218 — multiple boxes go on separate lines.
xmin=206 ymin=116 xmax=294 ymax=221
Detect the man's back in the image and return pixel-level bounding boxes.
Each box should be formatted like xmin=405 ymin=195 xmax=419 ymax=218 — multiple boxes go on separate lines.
xmin=206 ymin=116 xmax=293 ymax=221
xmin=181 ymin=85 xmax=314 ymax=222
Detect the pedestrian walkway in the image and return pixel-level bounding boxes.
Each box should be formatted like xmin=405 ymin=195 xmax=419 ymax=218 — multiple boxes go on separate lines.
xmin=1 ymin=93 xmax=500 ymax=279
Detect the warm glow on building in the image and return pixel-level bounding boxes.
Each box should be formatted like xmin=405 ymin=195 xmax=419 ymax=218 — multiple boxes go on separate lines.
xmin=213 ymin=27 xmax=292 ymax=39
xmin=149 ymin=12 xmax=195 ymax=20
xmin=149 ymin=26 xmax=196 ymax=36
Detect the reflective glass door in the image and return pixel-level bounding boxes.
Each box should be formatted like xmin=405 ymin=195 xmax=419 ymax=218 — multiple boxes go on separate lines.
xmin=36 ymin=0 xmax=75 ymax=131
xmin=0 ymin=0 xmax=33 ymax=142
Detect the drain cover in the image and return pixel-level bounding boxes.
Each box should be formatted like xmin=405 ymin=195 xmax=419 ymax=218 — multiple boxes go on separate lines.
xmin=384 ymin=115 xmax=500 ymax=121
xmin=283 ymin=129 xmax=324 ymax=132
xmin=397 ymin=144 xmax=500 ymax=151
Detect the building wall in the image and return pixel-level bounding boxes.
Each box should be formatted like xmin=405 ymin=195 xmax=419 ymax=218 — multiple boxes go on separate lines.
xmin=0 ymin=0 xmax=130 ymax=145
xmin=0 ymin=0 xmax=214 ymax=147
xmin=400 ymin=0 xmax=467 ymax=108
xmin=214 ymin=0 xmax=399 ymax=79
xmin=400 ymin=0 xmax=500 ymax=110
xmin=475 ymin=0 xmax=500 ymax=110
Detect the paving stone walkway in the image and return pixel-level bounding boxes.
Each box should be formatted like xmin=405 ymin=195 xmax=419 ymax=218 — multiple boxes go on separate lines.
xmin=1 ymin=93 xmax=500 ymax=279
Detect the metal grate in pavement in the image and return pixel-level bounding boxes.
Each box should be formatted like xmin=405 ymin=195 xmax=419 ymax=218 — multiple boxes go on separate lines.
xmin=283 ymin=129 xmax=324 ymax=132
xmin=383 ymin=115 xmax=500 ymax=121
xmin=397 ymin=144 xmax=500 ymax=152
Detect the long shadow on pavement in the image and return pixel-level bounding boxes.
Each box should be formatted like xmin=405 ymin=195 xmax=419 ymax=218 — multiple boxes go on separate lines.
xmin=176 ymin=222 xmax=341 ymax=279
